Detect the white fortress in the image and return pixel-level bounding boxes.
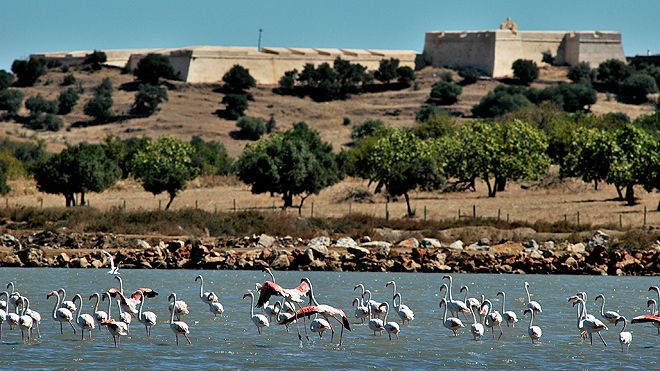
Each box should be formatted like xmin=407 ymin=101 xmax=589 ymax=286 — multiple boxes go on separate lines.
xmin=31 ymin=19 xmax=626 ymax=83
xmin=422 ymin=18 xmax=626 ymax=77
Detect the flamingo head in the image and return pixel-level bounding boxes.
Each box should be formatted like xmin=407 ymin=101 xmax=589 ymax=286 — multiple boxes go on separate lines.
xmin=594 ymin=294 xmax=604 ymax=302
xmin=649 ymin=286 xmax=659 ymax=294
xmin=459 ymin=286 xmax=467 ymax=293
xmin=167 ymin=293 xmax=176 ymax=302
xmin=647 ymin=299 xmax=656 ymax=308
xmin=46 ymin=290 xmax=56 ymax=299
xmin=439 ymin=284 xmax=447 ymax=293
xmin=479 ymin=302 xmax=489 ymax=315
xmin=88 ymin=294 xmax=96 ymax=301
xmin=353 ymin=284 xmax=363 ymax=292
xmin=195 ymin=275 xmax=202 ymax=282
xmin=439 ymin=298 xmax=446 ymax=309
xmin=496 ymin=291 xmax=504 ymax=297
xmin=378 ymin=302 xmax=389 ymax=312
xmin=614 ymin=317 xmax=624 ymax=326
xmin=242 ymin=292 xmax=252 ymax=300
xmin=385 ymin=281 xmax=394 ymax=287
xmin=131 ymin=290 xmax=144 ymax=301
xmin=352 ymin=298 xmax=359 ymax=307
xmin=442 ymin=275 xmax=451 ymax=281
xmin=523 ymin=308 xmax=532 ymax=316
xmin=524 ymin=282 xmax=530 ymax=288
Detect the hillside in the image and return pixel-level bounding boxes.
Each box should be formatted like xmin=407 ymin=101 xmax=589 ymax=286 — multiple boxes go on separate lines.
xmin=1 ymin=65 xmax=656 ymax=157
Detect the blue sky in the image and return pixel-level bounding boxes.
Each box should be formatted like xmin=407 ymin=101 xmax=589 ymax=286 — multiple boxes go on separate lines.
xmin=1 ymin=0 xmax=659 ymax=70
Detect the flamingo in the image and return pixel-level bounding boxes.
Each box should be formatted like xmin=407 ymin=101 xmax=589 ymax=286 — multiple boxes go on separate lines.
xmin=304 ymin=277 xmax=351 ymax=343
xmin=352 ymin=297 xmax=369 ymax=323
xmin=354 ymin=284 xmax=384 ymax=319
xmin=102 ymin=250 xmax=121 ymax=275
xmin=195 ymin=275 xmax=219 ymax=304
xmin=440 ymin=277 xmax=469 ymax=320
xmin=101 ymin=319 xmax=128 ymax=348
xmin=168 ymin=293 xmax=191 ymax=345
xmin=6 ymin=282 xmax=20 ymax=310
xmin=207 ymin=296 xmax=225 ymax=317
xmin=263 ymin=300 xmax=281 ymax=322
xmin=46 ymin=290 xmax=76 ymax=335
xmin=309 ymin=316 xmax=332 ymax=339
xmin=274 ymin=299 xmax=296 ymax=332
xmin=469 ymin=306 xmax=484 ymax=341
xmin=523 ymin=308 xmax=542 ymax=344
xmin=116 ymin=298 xmax=132 ymax=334
xmin=23 ymin=296 xmax=41 ymax=338
xmin=393 ymin=293 xmax=415 ymax=324
xmin=439 ymin=298 xmax=464 ymax=336
xmin=243 ymin=291 xmax=269 ymax=334
xmin=58 ymin=288 xmax=77 ymax=313
xmin=524 ymin=282 xmax=542 ymax=314
xmin=379 ymin=302 xmax=400 ymax=340
xmin=481 ymin=299 xmax=503 ymax=340
xmin=385 ymin=281 xmax=411 ymax=313
xmin=615 ymin=316 xmax=632 ymax=352
xmin=135 ymin=290 xmax=157 ymax=336
xmin=572 ymin=293 xmax=597 ymax=322
xmin=6 ymin=303 xmax=19 ymax=331
xmin=572 ymin=296 xmax=608 ymax=346
xmin=460 ymin=285 xmax=482 ymax=318
xmin=594 ymin=294 xmax=621 ymax=324
xmin=73 ymin=294 xmax=95 ymax=340
xmin=168 ymin=297 xmax=190 ymax=321
xmin=0 ymin=290 xmax=7 ymax=312
xmin=110 ymin=277 xmax=139 ymax=314
xmin=256 ymin=269 xmax=309 ymax=309
xmin=281 ymin=304 xmax=352 ymax=345
xmin=0 ymin=302 xmax=5 ymax=340
xmin=89 ymin=293 xmax=109 ymax=328
xmin=18 ymin=297 xmax=33 ymax=343
xmin=497 ymin=291 xmax=518 ymax=327
xmin=631 ymin=298 xmax=660 ymax=333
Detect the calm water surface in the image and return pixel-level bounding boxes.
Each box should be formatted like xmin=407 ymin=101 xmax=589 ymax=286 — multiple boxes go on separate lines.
xmin=1 ymin=268 xmax=658 ymax=370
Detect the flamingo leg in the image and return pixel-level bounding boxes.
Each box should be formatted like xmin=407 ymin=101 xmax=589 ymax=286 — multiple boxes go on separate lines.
xmin=81 ymin=329 xmax=84 ymax=341
xmin=589 ymin=333 xmax=593 ymax=345
xmin=339 ymin=324 xmax=344 ymax=346
xmin=597 ymin=332 xmax=607 ymax=347
xmin=184 ymin=333 xmax=191 ymax=345
xmin=69 ymin=321 xmax=77 ymax=334
xmin=89 ymin=328 xmax=93 ymax=340
xmin=175 ymin=334 xmax=179 ymax=346
xmin=498 ymin=325 xmax=503 ymax=340
xmin=36 ymin=322 xmax=41 ymax=338
xmin=60 ymin=322 xmax=63 ymax=334
xmin=113 ymin=335 xmax=117 ymax=348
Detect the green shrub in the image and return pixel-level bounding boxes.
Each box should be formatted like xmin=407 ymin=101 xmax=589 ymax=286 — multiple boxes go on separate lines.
xmin=567 ymin=62 xmax=596 ymax=84
xmin=134 ymin=54 xmax=175 ymax=84
xmin=278 ymin=69 xmax=297 ymax=91
xmin=0 ymin=162 xmax=9 ymax=195
xmin=131 ymin=84 xmax=168 ymax=115
xmin=235 ymin=116 xmax=266 ymax=140
xmin=190 ymin=136 xmax=233 ymax=176
xmin=396 ymin=66 xmax=416 ymax=86
xmin=25 ymin=95 xmax=58 ymax=116
xmin=597 ymin=59 xmax=633 ymax=93
xmin=472 ymin=88 xmax=532 ymax=118
xmin=57 ymin=88 xmax=79 ymax=115
xmin=11 ymin=57 xmax=47 ymax=86
xmin=83 ymin=50 xmax=107 ymax=71
xmin=416 ymin=104 xmax=448 ymax=122
xmin=221 ymin=94 xmax=248 ymax=120
xmin=374 ymin=58 xmax=399 ymax=84
xmin=28 ymin=113 xmax=63 ymax=131
xmin=351 ymin=119 xmax=385 ymax=141
xmin=512 ymin=59 xmax=539 ymax=85
xmin=429 ymin=81 xmax=462 ymax=105
xmin=535 ymin=84 xmax=597 ymax=112
xmin=0 ymin=70 xmax=14 ymax=90
xmin=458 ymin=67 xmax=482 ymax=85
xmin=222 ymin=65 xmax=256 ymax=93
xmin=617 ymin=73 xmax=658 ymax=104
xmin=61 ymin=74 xmax=76 ymax=86
xmin=84 ymin=95 xmax=113 ymax=121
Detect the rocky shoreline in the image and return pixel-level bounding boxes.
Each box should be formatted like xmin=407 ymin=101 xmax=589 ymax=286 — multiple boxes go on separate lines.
xmin=1 ymin=229 xmax=659 ymax=276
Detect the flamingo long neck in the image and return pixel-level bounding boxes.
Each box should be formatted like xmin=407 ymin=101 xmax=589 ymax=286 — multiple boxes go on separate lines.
xmin=446 ymin=278 xmax=454 ymax=301
xmin=105 ymin=293 xmax=112 ymax=319
xmin=390 ymin=282 xmax=397 ymax=298
xmin=74 ymin=295 xmax=82 ymax=318
xmin=382 ymin=303 xmax=389 ymax=322
xmin=528 ymin=310 xmax=535 ymax=328
xmin=651 ymin=301 xmax=657 ymax=315
xmin=440 ymin=284 xmax=448 ymax=302
xmin=169 ymin=295 xmax=177 ymax=323
xmin=441 ymin=301 xmax=448 ymax=322
xmin=653 ymin=288 xmax=660 ymax=315
xmin=92 ymin=294 xmax=100 ymax=312
xmin=525 ymin=284 xmax=531 ymax=302
xmin=266 ymin=269 xmax=276 ymax=283
xmin=307 ymin=280 xmax=319 ymax=306
xmin=60 ymin=288 xmax=67 ymax=302
xmin=138 ymin=293 xmax=145 ymax=319
xmin=50 ymin=292 xmax=61 ymax=320
xmin=394 ymin=293 xmax=403 ymax=308
xmin=620 ymin=317 xmax=627 ymax=332
xmin=597 ymin=297 xmax=606 ymax=317
xmin=23 ymin=298 xmax=30 ymax=315
xmin=198 ymin=277 xmax=204 ymax=299
xmin=501 ymin=293 xmax=506 ymax=313
xmin=483 ymin=300 xmax=492 ymax=323
xmin=462 ymin=287 xmax=468 ymax=302
xmin=471 ymin=308 xmax=478 ymax=325
xmin=116 ymin=277 xmax=124 ymax=295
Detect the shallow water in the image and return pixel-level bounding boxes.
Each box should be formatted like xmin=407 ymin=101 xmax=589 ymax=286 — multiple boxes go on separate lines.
xmin=1 ymin=269 xmax=658 ymax=370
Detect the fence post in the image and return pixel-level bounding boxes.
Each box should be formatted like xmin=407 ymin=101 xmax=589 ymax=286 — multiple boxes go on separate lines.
xmin=349 ymin=201 xmax=352 ymax=215
xmin=644 ymin=206 xmax=647 ymax=226
xmin=195 ymin=200 xmax=198 ymax=209
xmin=40 ymin=199 xmax=43 ymax=209
xmin=311 ymin=202 xmax=314 ymax=218
xmin=564 ymin=214 xmax=567 ymax=223
xmin=497 ymin=208 xmax=501 ymax=221
xmin=506 ymin=213 xmax=509 ymax=223
xmin=5 ymin=198 xmax=8 ymax=208
xmin=424 ymin=205 xmax=427 ymax=223
xmin=385 ymin=202 xmax=389 ymax=221
xmin=577 ymin=211 xmax=580 ymax=226
xmin=233 ymin=199 xmax=236 ymax=213
xmin=472 ymin=205 xmax=476 ymax=220
xmin=214 ymin=205 xmax=217 ymax=214
xmin=458 ymin=209 xmax=461 ymax=220
xmin=619 ymin=214 xmax=622 ymax=228
xmin=123 ymin=199 xmax=126 ymax=210
xmin=158 ymin=200 xmax=162 ymax=210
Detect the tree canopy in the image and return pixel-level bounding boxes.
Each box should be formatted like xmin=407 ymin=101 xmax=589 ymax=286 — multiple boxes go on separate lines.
xmin=134 ymin=54 xmax=175 ymax=84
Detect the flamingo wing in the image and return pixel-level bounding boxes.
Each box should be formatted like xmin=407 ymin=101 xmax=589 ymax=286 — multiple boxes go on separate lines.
xmin=279 ymin=305 xmax=321 ymax=325
xmin=256 ymin=281 xmax=286 ymax=308
xmin=631 ymin=314 xmax=660 ymax=324
xmin=294 ymin=280 xmax=310 ymax=296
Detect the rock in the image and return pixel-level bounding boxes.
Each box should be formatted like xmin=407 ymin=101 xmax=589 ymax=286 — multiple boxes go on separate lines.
xmin=420 ymin=238 xmax=442 ymax=248
xmin=529 ymin=250 xmax=543 ymax=260
xmin=402 ymin=258 xmax=422 ymax=272
xmin=542 ymin=241 xmax=555 ymax=250
xmin=58 ymin=252 xmax=70 ymax=264
xmin=136 ymin=239 xmax=151 ymax=249
xmin=361 ymin=241 xmax=391 ymax=249
xmin=167 ymin=240 xmax=185 ymax=252
xmin=359 ymin=236 xmax=371 ymax=243
xmin=2 ymin=234 xmax=22 ymax=251
xmin=308 ymin=237 xmax=330 ymax=257
xmin=465 ymin=243 xmax=478 ymax=251
xmin=335 ymin=237 xmax=358 ymax=248
xmin=1 ymin=254 xmax=22 ymax=266
xmin=524 ymin=239 xmax=539 ymax=251
xmin=78 ymin=257 xmax=90 ymax=268
xmin=347 ymin=246 xmax=371 ymax=258
xmin=377 ymin=245 xmax=391 ymax=259
xmin=91 ymin=259 xmax=103 ymax=268
xmin=566 ymin=243 xmax=586 ymax=254
xmin=397 ymin=238 xmax=419 ymax=249
xmin=479 ymin=237 xmax=491 ymax=246
xmin=308 ymin=245 xmax=328 ymax=258
xmin=589 ymin=230 xmax=610 ymax=250
xmin=448 ymin=240 xmax=464 ymax=251
xmin=563 ymin=256 xmax=578 ymax=268
xmin=491 ymin=242 xmax=524 ymax=255
xmin=19 ymin=247 xmax=43 ymax=267
xmin=258 ymin=234 xmax=276 ymax=248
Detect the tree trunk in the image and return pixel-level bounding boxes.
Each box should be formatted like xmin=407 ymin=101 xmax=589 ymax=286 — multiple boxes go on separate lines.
xmin=625 ymin=184 xmax=636 ymax=206
xmin=657 ymin=198 xmax=660 ymax=212
xmin=165 ymin=192 xmax=175 ymax=210
xmin=404 ymin=193 xmax=414 ymax=217
xmin=485 ymin=175 xmax=496 ymax=198
xmin=65 ymin=193 xmax=74 ymax=207
xmin=80 ymin=192 xmax=86 ymax=207
xmin=594 ymin=179 xmax=599 ymax=191
xmin=496 ymin=177 xmax=506 ymax=192
xmin=297 ymin=194 xmax=309 ymax=216
xmin=282 ymin=192 xmax=293 ymax=208
xmin=615 ymin=185 xmax=623 ymax=200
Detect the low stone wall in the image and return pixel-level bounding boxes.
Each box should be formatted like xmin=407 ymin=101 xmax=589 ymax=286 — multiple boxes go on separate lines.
xmin=1 ymin=230 xmax=658 ymax=275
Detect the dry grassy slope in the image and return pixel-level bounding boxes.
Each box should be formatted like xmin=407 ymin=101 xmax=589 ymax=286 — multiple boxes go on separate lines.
xmin=1 ymin=65 xmax=656 ymax=157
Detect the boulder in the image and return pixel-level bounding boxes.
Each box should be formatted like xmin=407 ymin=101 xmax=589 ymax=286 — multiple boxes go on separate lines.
xmin=397 ymin=238 xmax=419 ymax=249
xmin=78 ymin=257 xmax=90 ymax=268
xmin=347 ymin=246 xmax=371 ymax=258
xmin=308 ymin=245 xmax=328 ymax=259
xmin=566 ymin=243 xmax=586 ymax=254
xmin=2 ymin=234 xmax=23 ymax=251
xmin=589 ymin=230 xmax=610 ymax=250
xmin=448 ymin=240 xmax=464 ymax=251
xmin=136 ymin=239 xmax=151 ymax=249
xmin=335 ymin=237 xmax=358 ymax=248
xmin=308 ymin=237 xmax=330 ymax=257
xmin=361 ymin=241 xmax=391 ymax=249
xmin=167 ymin=240 xmax=185 ymax=252
xmin=420 ymin=238 xmax=442 ymax=248
xmin=258 ymin=234 xmax=276 ymax=248
xmin=1 ymin=254 xmax=22 ymax=266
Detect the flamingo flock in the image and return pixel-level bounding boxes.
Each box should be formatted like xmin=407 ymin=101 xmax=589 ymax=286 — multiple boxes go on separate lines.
xmin=0 ymin=266 xmax=659 ymax=355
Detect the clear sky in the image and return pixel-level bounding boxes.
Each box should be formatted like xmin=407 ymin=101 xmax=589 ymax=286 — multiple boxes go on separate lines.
xmin=1 ymin=0 xmax=659 ymax=70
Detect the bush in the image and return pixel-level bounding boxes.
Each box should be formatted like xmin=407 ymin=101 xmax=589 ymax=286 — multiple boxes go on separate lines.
xmin=134 ymin=54 xmax=175 ymax=84
xmin=568 ymin=62 xmax=596 ymax=84
xmin=57 ymin=88 xmax=80 ymax=115
xmin=416 ymin=104 xmax=448 ymax=122
xmin=413 ymin=109 xmax=458 ymax=139
xmin=266 ymin=115 xmax=276 ymax=133
xmin=535 ymin=83 xmax=597 ymax=112
xmin=597 ymin=59 xmax=633 ymax=93
xmin=0 ymin=162 xmax=9 ymax=195
xmin=28 ymin=113 xmax=63 ymax=131
xmin=0 ymin=70 xmax=14 ymax=90
xmin=374 ymin=58 xmax=399 ymax=84
xmin=11 ymin=57 xmax=47 ymax=86
xmin=342 ymin=117 xmax=351 ymax=126
xmin=221 ymin=94 xmax=248 ymax=120
xmin=0 ymin=89 xmax=25 ymax=115
xmin=512 ymin=59 xmax=539 ymax=85
xmin=396 ymin=66 xmax=416 ymax=86
xmin=472 ymin=89 xmax=532 ymax=118
xmin=236 ymin=116 xmax=266 ymax=140
xmin=25 ymin=95 xmax=58 ymax=116
xmin=617 ymin=74 xmax=658 ymax=104
xmin=458 ymin=67 xmax=482 ymax=85
xmin=94 ymin=78 xmax=113 ymax=97
xmin=131 ymin=84 xmax=168 ymax=115
xmin=542 ymin=51 xmax=555 ymax=65
xmin=278 ymin=69 xmax=297 ymax=91
xmin=190 ymin=136 xmax=233 ymax=176
xmin=61 ymin=74 xmax=76 ymax=86
xmin=351 ymin=119 xmax=385 ymax=141
xmin=84 ymin=95 xmax=113 ymax=122
xmin=83 ymin=50 xmax=107 ymax=71
xmin=429 ymin=81 xmax=462 ymax=105
xmin=222 ymin=65 xmax=256 ymax=93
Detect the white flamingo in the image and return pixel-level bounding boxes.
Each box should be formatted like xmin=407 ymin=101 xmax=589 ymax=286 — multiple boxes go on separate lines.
xmin=89 ymin=293 xmax=109 ymax=328
xmin=439 ymin=298 xmax=464 ymax=336
xmin=18 ymin=297 xmax=33 ymax=343
xmin=0 ymin=303 xmax=5 ymax=340
xmin=469 ymin=306 xmax=485 ymax=341
xmin=523 ymin=308 xmax=542 ymax=344
xmin=195 ymin=275 xmax=219 ymax=304
xmin=481 ymin=299 xmax=503 ymax=340
xmin=594 ymin=294 xmax=621 ymax=324
xmin=309 ymin=316 xmax=332 ymax=339
xmin=615 ymin=316 xmax=632 ymax=352
xmin=111 ymin=277 xmax=139 ymax=314
xmin=393 ymin=293 xmax=415 ymax=324
xmin=385 ymin=280 xmax=411 ymax=313
xmin=101 ymin=319 xmax=128 ymax=348
xmin=46 ymin=290 xmax=76 ymax=335
xmin=207 ymin=296 xmax=225 ymax=317
xmin=23 ymin=296 xmax=41 ymax=338
xmin=243 ymin=291 xmax=269 ymax=334
xmin=354 ymin=284 xmax=384 ymax=319
xmin=73 ymin=294 xmax=95 ymax=340
xmin=524 ymin=282 xmax=542 ymax=314
xmin=379 ymin=302 xmax=400 ymax=341
xmin=497 ymin=291 xmax=518 ymax=327
xmin=274 ymin=299 xmax=296 ymax=332
xmin=58 ymin=288 xmax=77 ymax=313
xmin=6 ymin=303 xmax=19 ymax=331
xmin=572 ymin=296 xmax=608 ymax=346
xmin=135 ymin=290 xmax=157 ymax=336
xmin=440 ymin=277 xmax=469 ymax=320
xmin=168 ymin=293 xmax=191 ymax=345
xmin=460 ymin=285 xmax=482 ymax=318
xmin=367 ymin=299 xmax=385 ymax=336
xmin=6 ymin=282 xmax=20 ymax=311
xmin=352 ymin=297 xmax=369 ymax=323
xmin=116 ymin=298 xmax=132 ymax=334
xmin=102 ymin=250 xmax=121 ymax=275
